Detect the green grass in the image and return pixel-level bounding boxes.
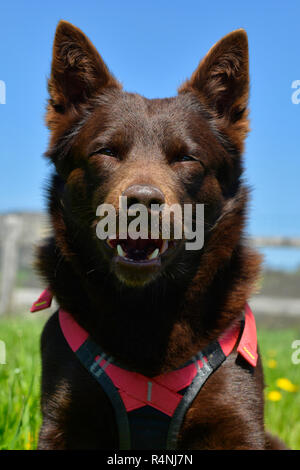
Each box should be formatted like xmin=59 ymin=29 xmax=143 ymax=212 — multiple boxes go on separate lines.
xmin=0 ymin=315 xmax=299 ymax=450
xmin=0 ymin=315 xmax=44 ymax=450
xmin=258 ymin=328 xmax=300 ymax=449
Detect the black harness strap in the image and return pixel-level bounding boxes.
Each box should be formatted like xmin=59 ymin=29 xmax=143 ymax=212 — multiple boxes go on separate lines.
xmin=166 ymin=343 xmax=226 ymax=449
xmin=76 ymin=339 xmax=131 ymax=450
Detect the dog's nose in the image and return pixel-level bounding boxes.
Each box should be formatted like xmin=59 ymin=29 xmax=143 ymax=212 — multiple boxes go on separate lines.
xmin=122 ymin=184 xmax=165 ymax=208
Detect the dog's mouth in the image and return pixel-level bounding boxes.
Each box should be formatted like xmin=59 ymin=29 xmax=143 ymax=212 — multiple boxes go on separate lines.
xmin=104 ymin=235 xmax=179 ymax=286
xmin=106 ymin=236 xmax=175 ymax=264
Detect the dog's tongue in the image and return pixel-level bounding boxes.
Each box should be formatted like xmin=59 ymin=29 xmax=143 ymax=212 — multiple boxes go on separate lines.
xmin=120 ymin=237 xmax=163 ymax=260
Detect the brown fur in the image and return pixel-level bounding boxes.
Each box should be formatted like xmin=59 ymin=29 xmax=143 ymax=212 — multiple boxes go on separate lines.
xmin=36 ymin=21 xmax=285 ymax=449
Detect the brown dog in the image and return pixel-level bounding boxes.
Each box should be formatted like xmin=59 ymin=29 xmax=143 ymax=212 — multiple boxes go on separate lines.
xmin=36 ymin=21 xmax=285 ymax=449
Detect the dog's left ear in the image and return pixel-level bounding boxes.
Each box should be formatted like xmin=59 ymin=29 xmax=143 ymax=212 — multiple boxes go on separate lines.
xmin=47 ymin=20 xmax=121 ymax=123
xmin=179 ymin=29 xmax=249 ymax=151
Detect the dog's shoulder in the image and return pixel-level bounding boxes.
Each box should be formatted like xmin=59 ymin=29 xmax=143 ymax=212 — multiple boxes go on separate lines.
xmin=41 ymin=310 xmax=62 ymax=353
xmin=40 ymin=311 xmax=77 ymax=381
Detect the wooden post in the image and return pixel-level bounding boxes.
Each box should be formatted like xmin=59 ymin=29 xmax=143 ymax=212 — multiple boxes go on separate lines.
xmin=0 ymin=214 xmax=22 ymax=315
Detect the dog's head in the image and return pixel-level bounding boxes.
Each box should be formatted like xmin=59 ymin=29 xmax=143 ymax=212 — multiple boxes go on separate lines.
xmin=45 ymin=21 xmax=250 ymax=289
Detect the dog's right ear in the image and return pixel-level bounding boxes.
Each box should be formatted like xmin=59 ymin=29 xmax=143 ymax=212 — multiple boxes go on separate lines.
xmin=47 ymin=21 xmax=120 ymax=124
xmin=179 ymin=30 xmax=249 ymax=152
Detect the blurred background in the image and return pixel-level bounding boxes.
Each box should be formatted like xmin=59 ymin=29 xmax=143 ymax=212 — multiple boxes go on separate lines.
xmin=0 ymin=0 xmax=299 ymax=450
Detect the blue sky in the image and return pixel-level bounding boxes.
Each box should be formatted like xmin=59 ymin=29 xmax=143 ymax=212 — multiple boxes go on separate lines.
xmin=0 ymin=1 xmax=299 ymax=268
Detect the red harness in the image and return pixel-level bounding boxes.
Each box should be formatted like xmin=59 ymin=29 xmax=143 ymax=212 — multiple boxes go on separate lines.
xmin=32 ymin=289 xmax=257 ymax=449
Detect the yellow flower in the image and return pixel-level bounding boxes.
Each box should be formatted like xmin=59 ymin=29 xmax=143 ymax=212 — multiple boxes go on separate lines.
xmin=25 ymin=441 xmax=31 ymax=450
xmin=267 ymin=390 xmax=282 ymax=402
xmin=276 ymin=378 xmax=298 ymax=392
xmin=267 ymin=359 xmax=277 ymax=369
xmin=25 ymin=432 xmax=33 ymax=450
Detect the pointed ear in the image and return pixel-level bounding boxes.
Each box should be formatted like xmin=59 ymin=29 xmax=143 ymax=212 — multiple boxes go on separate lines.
xmin=48 ymin=21 xmax=120 ymax=114
xmin=179 ymin=30 xmax=249 ymax=150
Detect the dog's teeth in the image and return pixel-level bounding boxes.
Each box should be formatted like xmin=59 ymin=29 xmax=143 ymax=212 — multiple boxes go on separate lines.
xmin=160 ymin=240 xmax=168 ymax=254
xmin=117 ymin=244 xmax=126 ymax=257
xmin=148 ymin=248 xmax=159 ymax=260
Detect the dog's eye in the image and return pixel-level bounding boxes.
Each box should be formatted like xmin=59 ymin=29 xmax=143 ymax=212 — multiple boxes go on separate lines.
xmin=181 ymin=155 xmax=197 ymax=162
xmin=174 ymin=155 xmax=198 ymax=163
xmin=89 ymin=148 xmax=117 ymax=158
